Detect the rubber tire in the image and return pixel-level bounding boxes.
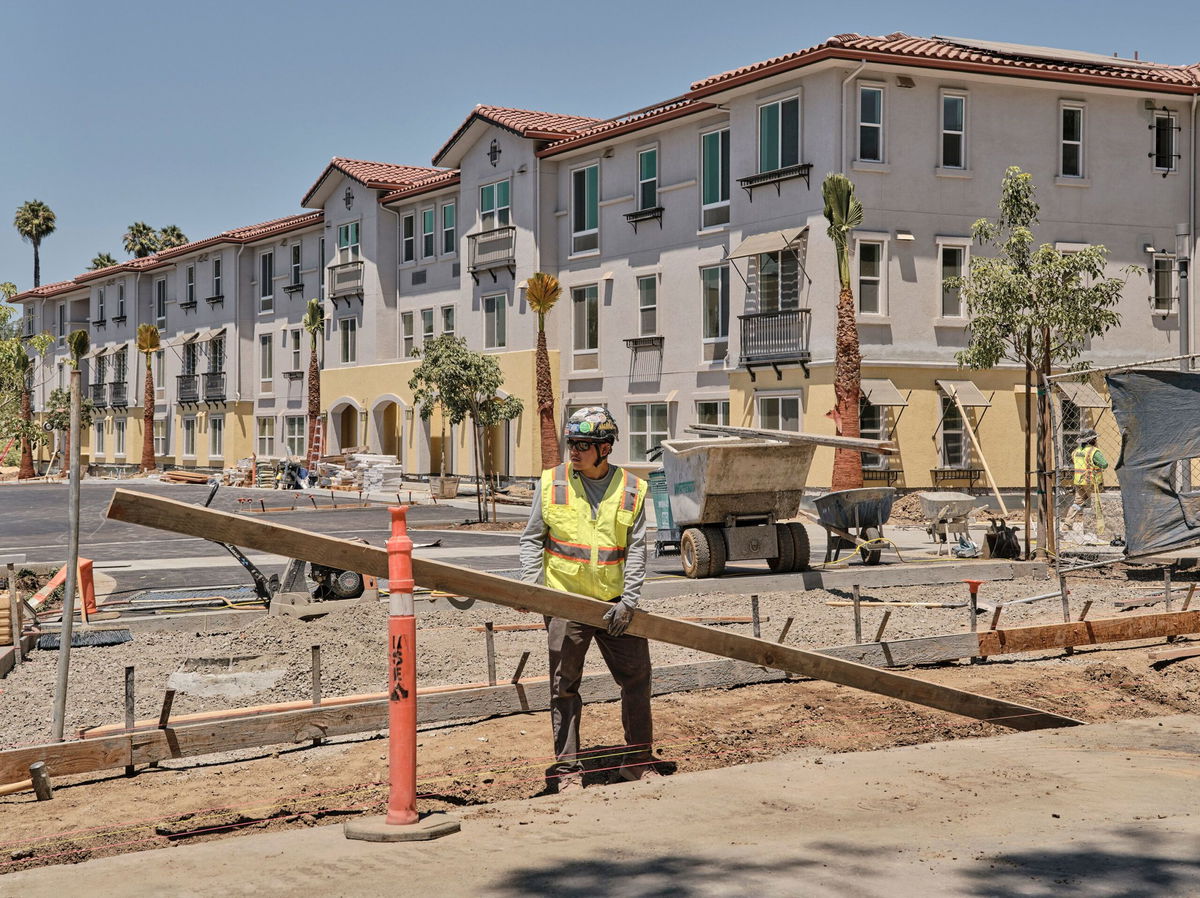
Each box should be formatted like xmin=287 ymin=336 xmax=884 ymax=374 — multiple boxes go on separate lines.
xmin=768 ymin=523 xmax=796 ymax=572
xmin=680 ymin=528 xmax=712 ymax=579
xmin=787 ymin=522 xmax=812 ymax=572
xmin=703 ymin=526 xmax=728 ymax=577
xmin=859 ymin=526 xmax=884 ymax=566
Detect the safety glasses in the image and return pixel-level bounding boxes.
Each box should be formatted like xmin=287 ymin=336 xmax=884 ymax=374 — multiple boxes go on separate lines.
xmin=567 ymin=439 xmax=599 ymax=453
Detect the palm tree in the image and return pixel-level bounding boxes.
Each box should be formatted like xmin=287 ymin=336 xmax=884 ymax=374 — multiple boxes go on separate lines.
xmin=123 ymin=222 xmax=159 ymax=258
xmin=13 ymin=200 xmax=57 ymax=287
xmin=302 ymin=299 xmax=323 ymax=463
xmin=821 ymin=173 xmax=865 ymax=491
xmin=88 ymin=252 xmax=118 ymax=270
xmin=137 ymin=324 xmax=160 ymax=472
xmin=157 ymin=225 xmax=188 ymax=249
xmin=525 ymin=272 xmax=562 ymax=469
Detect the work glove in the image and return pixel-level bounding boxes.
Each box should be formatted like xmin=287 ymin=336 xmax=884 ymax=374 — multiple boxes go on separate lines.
xmin=602 ymin=598 xmax=636 ymax=637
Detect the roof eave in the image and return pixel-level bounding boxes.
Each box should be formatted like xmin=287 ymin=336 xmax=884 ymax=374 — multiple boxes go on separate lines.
xmin=537 ymin=101 xmax=717 ymax=158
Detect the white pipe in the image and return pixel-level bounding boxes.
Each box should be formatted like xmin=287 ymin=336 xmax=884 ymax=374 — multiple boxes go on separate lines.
xmin=838 ymin=61 xmax=867 ymax=173
xmin=1189 ymin=93 xmax=1197 ymax=362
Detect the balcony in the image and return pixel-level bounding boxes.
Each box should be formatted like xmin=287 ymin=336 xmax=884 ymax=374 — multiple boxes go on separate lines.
xmin=90 ymin=383 xmax=108 ymax=406
xmin=737 ymin=163 xmax=813 ymax=199
xmin=109 ymin=382 xmax=128 ymax=407
xmin=467 ymin=226 xmax=516 ymax=283
xmin=738 ymin=308 xmax=812 ymax=380
xmin=203 ymin=371 xmax=226 ymax=402
xmin=177 ymin=374 xmax=199 ymax=403
xmin=328 ymin=262 xmax=364 ymax=301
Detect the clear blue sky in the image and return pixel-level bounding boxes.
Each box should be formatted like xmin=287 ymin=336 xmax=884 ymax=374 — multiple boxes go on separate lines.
xmin=3 ymin=0 xmax=1198 ymax=294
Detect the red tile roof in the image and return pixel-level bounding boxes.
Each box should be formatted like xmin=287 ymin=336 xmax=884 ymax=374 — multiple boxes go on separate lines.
xmin=222 ymin=211 xmax=324 ymax=241
xmin=301 ymin=158 xmax=445 ymax=207
xmin=379 ymin=169 xmax=462 ymax=204
xmin=12 ymin=279 xmax=82 ymax=301
xmin=691 ymin=33 xmax=1200 ymax=95
xmin=539 ymin=97 xmax=715 ymax=157
xmin=432 ymin=105 xmax=601 ymax=165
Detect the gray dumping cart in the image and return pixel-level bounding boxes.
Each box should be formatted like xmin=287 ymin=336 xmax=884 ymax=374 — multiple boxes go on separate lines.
xmin=659 ymin=438 xmax=815 ymax=578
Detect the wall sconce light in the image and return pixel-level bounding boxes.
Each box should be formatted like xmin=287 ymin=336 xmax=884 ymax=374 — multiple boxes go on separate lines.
xmin=896 ymin=75 xmax=916 ymax=88
xmin=516 ymin=164 xmax=528 ymax=174
xmin=1143 ymin=243 xmax=1158 ymax=254
xmin=895 ymin=230 xmax=915 ymax=241
xmin=602 ymin=147 xmax=615 ymax=158
xmin=600 ymin=271 xmax=615 ymax=282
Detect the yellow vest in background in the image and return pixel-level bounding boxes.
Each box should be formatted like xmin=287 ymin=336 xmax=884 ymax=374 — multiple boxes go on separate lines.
xmin=540 ymin=463 xmax=647 ymax=601
xmin=1072 ymin=445 xmax=1102 ymax=486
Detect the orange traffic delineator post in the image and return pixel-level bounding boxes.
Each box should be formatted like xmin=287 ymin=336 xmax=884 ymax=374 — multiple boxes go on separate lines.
xmin=344 ymin=507 xmax=459 ymax=843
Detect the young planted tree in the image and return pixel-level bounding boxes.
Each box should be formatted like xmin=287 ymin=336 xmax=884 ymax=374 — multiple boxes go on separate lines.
xmin=137 ymin=324 xmax=160 ymax=471
xmin=53 ymin=330 xmax=91 ymax=469
xmin=89 ymin=252 xmax=118 ymax=270
xmin=302 ymin=299 xmax=323 ymax=463
xmin=526 ymin=272 xmax=562 ymax=469
xmin=157 ymin=225 xmax=189 ymax=250
xmin=14 ymin=200 xmax=57 ymax=287
xmin=0 ymin=301 xmax=51 ymax=478
xmin=821 ymin=173 xmax=865 ymax=491
xmin=123 ymin=222 xmax=160 ymax=258
xmin=952 ymin=167 xmax=1128 ymax=556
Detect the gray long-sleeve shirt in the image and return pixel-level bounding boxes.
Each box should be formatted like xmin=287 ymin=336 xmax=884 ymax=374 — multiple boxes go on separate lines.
xmin=519 ymin=465 xmax=646 ymax=606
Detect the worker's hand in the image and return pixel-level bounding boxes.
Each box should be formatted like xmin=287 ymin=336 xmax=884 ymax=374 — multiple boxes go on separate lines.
xmin=603 ymin=600 xmax=636 ymax=637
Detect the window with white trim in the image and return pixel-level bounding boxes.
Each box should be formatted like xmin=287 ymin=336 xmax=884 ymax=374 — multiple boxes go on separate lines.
xmin=96 ymin=287 xmax=105 ymax=323
xmin=211 ymin=258 xmax=222 ymax=299
xmin=700 ymin=127 xmax=730 ymax=228
xmin=208 ymin=336 xmax=225 ymax=373
xmin=700 ymin=265 xmax=729 ymax=340
xmin=940 ymin=397 xmax=969 ymax=467
xmin=284 ymin=416 xmax=305 ymax=457
xmin=480 ymin=180 xmax=510 ymax=230
xmin=114 ymin=347 xmax=127 ymax=385
xmin=259 ymin=252 xmax=274 ymax=312
xmin=1152 ymin=255 xmax=1177 ymax=313
xmin=182 ymin=342 xmax=197 ymax=377
xmin=484 ymin=293 xmax=506 ymax=348
xmin=94 ymin=421 xmax=105 ymax=456
xmin=317 ymin=239 xmax=325 ymax=300
xmin=153 ymin=419 xmax=168 ymax=457
xmin=441 ymin=305 xmax=455 ymax=336
xmin=857 ymin=241 xmax=884 ymax=315
xmin=941 ymin=93 xmax=966 ymax=169
xmin=116 ymin=282 xmax=125 ymax=318
xmin=628 ymin=403 xmax=669 ymax=462
xmin=182 ymin=416 xmax=197 ymax=457
xmin=154 ymin=350 xmax=164 ymax=394
xmin=759 ymin=96 xmax=800 ymax=172
xmin=696 ymin=399 xmax=729 ymax=430
xmin=758 ymin=394 xmax=801 ymax=432
xmin=421 ymin=308 xmax=434 ymax=344
xmin=338 ymin=317 xmax=357 ymax=364
xmin=259 ymin=333 xmax=273 ymax=387
xmin=209 ymin=414 xmax=224 ymax=458
xmin=442 ymin=202 xmax=456 ymax=255
xmin=1060 ymin=104 xmax=1084 ymax=178
xmin=154 ymin=280 xmax=166 ymax=327
xmin=858 ymin=85 xmax=884 ymax=162
xmin=572 ymin=285 xmax=599 ymax=354
xmin=290 ymin=244 xmax=302 ymax=285
xmin=421 ymin=208 xmax=436 ymax=258
xmin=637 ymin=148 xmax=658 ymax=211
xmin=94 ymin=354 xmax=107 ymax=389
xmin=290 ymin=327 xmax=302 ymax=371
xmin=859 ymin=396 xmax=887 ymax=469
xmin=637 ymin=275 xmax=657 ymax=336
xmin=401 ymin=311 xmax=415 ymax=357
xmin=940 ymin=244 xmax=968 ymax=318
xmin=337 ymin=222 xmax=360 ymax=262
xmin=256 ymin=416 xmax=275 ymax=456
xmin=56 ymin=303 xmax=64 ymax=343
xmin=401 ymin=213 xmax=415 ymax=263
xmin=185 ymin=265 xmax=195 ymax=304
xmin=1153 ymin=111 xmax=1178 ymax=172
xmin=571 ymin=164 xmax=599 ymax=254
xmin=757 ymin=252 xmax=800 ymax=313
xmin=114 ymin=418 xmax=126 ymax=457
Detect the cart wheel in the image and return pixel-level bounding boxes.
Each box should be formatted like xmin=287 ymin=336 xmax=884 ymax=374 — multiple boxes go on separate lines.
xmin=859 ymin=526 xmax=884 ymax=565
xmin=704 ymin=526 xmax=728 ymax=577
xmin=768 ymin=523 xmax=796 ymax=572
xmin=680 ymin=528 xmax=712 ymax=579
xmin=787 ymin=522 xmax=811 ymax=572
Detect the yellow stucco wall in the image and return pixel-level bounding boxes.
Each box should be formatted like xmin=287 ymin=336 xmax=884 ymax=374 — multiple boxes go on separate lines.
xmin=71 ymin=402 xmax=255 ymax=469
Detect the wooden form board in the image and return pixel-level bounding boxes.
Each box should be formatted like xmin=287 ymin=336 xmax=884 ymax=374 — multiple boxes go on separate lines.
xmin=0 ymin=659 xmax=784 ymax=786
xmin=105 ymin=490 xmax=1081 ymax=731
xmin=687 ymin=423 xmax=899 ymax=455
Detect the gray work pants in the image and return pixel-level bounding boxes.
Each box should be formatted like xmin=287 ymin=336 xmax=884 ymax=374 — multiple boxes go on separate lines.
xmin=545 ymin=615 xmax=653 ymax=777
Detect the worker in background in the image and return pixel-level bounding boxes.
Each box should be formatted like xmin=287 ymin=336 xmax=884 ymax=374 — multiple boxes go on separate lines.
xmin=519 ymin=406 xmax=657 ymax=793
xmin=1064 ymin=428 xmax=1108 ymax=531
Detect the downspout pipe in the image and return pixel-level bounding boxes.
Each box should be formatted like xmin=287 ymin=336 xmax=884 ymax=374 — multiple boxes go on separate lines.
xmin=838 ymin=61 xmax=867 ymax=173
xmin=1185 ymin=92 xmax=1198 ymax=370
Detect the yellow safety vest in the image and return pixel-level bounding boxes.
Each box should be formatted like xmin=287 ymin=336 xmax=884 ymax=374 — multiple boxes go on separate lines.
xmin=541 ymin=463 xmax=647 ymax=602
xmin=1072 ymin=445 xmax=1102 ymax=486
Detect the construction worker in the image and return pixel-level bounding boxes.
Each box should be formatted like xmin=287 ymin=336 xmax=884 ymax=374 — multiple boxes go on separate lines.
xmin=1064 ymin=428 xmax=1108 ymax=529
xmin=519 ymin=406 xmax=656 ymax=793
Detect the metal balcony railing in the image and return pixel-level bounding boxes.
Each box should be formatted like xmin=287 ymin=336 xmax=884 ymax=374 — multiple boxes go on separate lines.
xmin=328 ymin=261 xmax=364 ymax=298
xmin=90 ymin=383 xmax=108 ymax=406
xmin=203 ymin=371 xmax=226 ymax=402
xmin=108 ymin=382 xmax=128 ymax=407
xmin=467 ymin=226 xmax=516 ymax=279
xmin=177 ymin=374 xmax=199 ymax=403
xmin=738 ymin=308 xmax=812 ymax=365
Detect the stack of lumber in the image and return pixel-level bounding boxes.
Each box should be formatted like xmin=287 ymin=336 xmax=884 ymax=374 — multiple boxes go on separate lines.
xmin=161 ymin=469 xmax=211 ymax=485
xmin=344 ymin=453 xmax=403 ymax=491
xmin=0 ymin=598 xmax=12 ymax=646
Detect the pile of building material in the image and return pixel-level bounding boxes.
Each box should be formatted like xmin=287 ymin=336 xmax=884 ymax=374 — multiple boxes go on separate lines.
xmin=342 ymin=453 xmax=403 ymax=492
xmin=161 ymin=469 xmax=211 ymax=485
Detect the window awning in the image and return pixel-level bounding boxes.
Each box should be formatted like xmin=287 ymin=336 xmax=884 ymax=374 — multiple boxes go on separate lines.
xmin=84 ymin=346 xmax=108 ymax=360
xmin=725 ymin=227 xmax=808 ymax=261
xmin=1055 ymin=380 xmax=1107 ymax=408
xmin=198 ymin=327 xmax=227 ymax=342
xmin=861 ymin=378 xmax=908 ymax=407
xmin=936 ymin=379 xmax=991 ymax=407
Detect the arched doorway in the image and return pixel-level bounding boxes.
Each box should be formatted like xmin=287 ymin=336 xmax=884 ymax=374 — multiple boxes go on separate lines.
xmin=328 ymin=398 xmax=363 ymax=455
xmin=370 ymin=394 xmax=406 ymax=462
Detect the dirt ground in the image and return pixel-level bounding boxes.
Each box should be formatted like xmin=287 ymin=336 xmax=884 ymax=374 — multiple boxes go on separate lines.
xmin=1 ymin=560 xmax=1198 ymax=875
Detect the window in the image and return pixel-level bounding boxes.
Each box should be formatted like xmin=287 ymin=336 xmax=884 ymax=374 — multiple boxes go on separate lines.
xmin=421 ymin=208 xmax=435 ymax=258
xmin=858 ymin=85 xmax=884 ymax=162
xmin=153 ymin=419 xmax=168 ymax=457
xmin=182 ymin=342 xmax=198 ymax=376
xmin=290 ymin=244 xmax=302 ymax=285
xmin=758 ymin=395 xmax=801 ymax=432
xmin=401 ymin=311 xmax=415 ymax=357
xmin=442 ymin=202 xmax=456 ymax=254
xmin=182 ymin=416 xmax=197 ymax=458
xmin=185 ymin=265 xmax=195 ymax=304
xmin=572 ymin=164 xmax=599 ymax=254
xmin=1059 ymin=397 xmax=1084 ymax=464
xmin=696 ymin=400 xmax=729 ymax=429
xmin=208 ymin=335 xmax=225 ymax=373
xmin=759 ymin=97 xmax=800 ymax=172
xmin=259 ymin=333 xmax=273 ymax=386
xmin=1060 ymin=105 xmax=1084 ymax=177
xmin=212 ymin=258 xmax=222 ymax=298
xmin=256 ymin=417 xmax=275 ymax=456
xmin=700 ymin=265 xmax=729 ymax=340
xmin=757 ymin=252 xmax=800 ymax=313
xmin=940 ymin=397 xmax=968 ymax=467
xmin=1154 ymin=111 xmax=1178 ymax=172
xmin=285 ymin=416 xmax=306 ymax=457
xmin=154 ymin=350 xmax=164 ymax=393
xmin=339 ymin=318 xmax=357 ymax=364
xmin=259 ymin=252 xmax=274 ymax=312
xmin=155 ymin=279 xmax=167 ymax=327
xmin=700 ymin=128 xmax=730 ymax=228
xmin=337 ymin=222 xmax=360 ymax=262
xmin=116 ymin=283 xmax=125 ymax=318
xmin=96 ymin=288 xmax=105 ymax=322
xmin=290 ymin=328 xmax=302 ymax=370
xmin=95 ymin=354 xmax=107 ymax=388
xmin=859 ymin=397 xmax=887 ymax=469
xmin=317 ymin=239 xmax=325 ymax=300
xmin=1153 ymin=255 xmax=1177 ymax=313
xmin=940 ymin=245 xmax=967 ymax=317
xmin=572 ymin=285 xmax=599 ymax=352
xmin=94 ymin=421 xmax=105 ymax=456
xmin=479 ymin=293 xmax=506 ymax=348
xmin=114 ymin=347 xmax=127 ymax=384
xmin=441 ymin=305 xmax=455 ymax=336
xmin=628 ymin=403 xmax=669 ymax=462
xmin=941 ymin=93 xmax=966 ymax=169
xmin=480 ymin=180 xmax=510 ymax=230
xmin=637 ymin=275 xmax=657 ymax=336
xmin=56 ymin=303 xmax=65 ymax=342
xmin=637 ymin=148 xmax=658 ymax=211
xmin=857 ymin=241 xmax=884 ymax=315
xmin=23 ymin=309 xmax=32 ymax=336
xmin=209 ymin=415 xmax=224 ymax=458
xmin=401 ymin=213 xmax=415 ymax=263
xmin=114 ymin=418 xmax=126 ymax=457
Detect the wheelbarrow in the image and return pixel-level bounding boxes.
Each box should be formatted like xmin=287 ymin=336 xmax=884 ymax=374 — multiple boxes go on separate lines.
xmin=918 ymin=491 xmax=981 ymax=555
xmin=809 ymin=487 xmax=897 ymax=565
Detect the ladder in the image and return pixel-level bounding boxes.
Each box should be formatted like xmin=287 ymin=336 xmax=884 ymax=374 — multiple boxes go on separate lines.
xmin=306 ymin=417 xmax=324 ymax=469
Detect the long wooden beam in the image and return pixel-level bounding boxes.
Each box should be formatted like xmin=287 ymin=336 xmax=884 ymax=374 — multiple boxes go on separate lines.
xmin=687 ymin=423 xmax=899 ymax=455
xmin=106 ymin=489 xmax=1081 ymax=731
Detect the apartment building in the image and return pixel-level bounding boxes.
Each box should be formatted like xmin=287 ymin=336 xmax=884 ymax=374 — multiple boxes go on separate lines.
xmin=12 ymin=33 xmax=1199 ymax=487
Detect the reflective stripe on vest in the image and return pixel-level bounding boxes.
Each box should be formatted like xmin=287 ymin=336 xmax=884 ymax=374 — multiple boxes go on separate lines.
xmin=550 ymin=464 xmax=570 ymax=506
xmin=621 ymin=469 xmax=638 ymax=512
xmin=546 ymin=535 xmax=626 ymax=565
xmin=1072 ymin=445 xmax=1101 ymax=486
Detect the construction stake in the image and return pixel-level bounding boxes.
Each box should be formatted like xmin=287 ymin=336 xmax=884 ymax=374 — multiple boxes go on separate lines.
xmin=874 ymin=610 xmax=893 ymax=643
xmin=484 ymin=622 xmax=497 ymax=687
xmin=1078 ymin=600 xmax=1093 ymax=622
xmin=511 ymin=650 xmax=531 ymax=684
xmin=124 ymin=666 xmax=135 ymax=777
xmin=777 ymin=616 xmax=794 ymax=644
xmin=851 ymin=584 xmax=863 ymax=645
xmin=30 ymin=761 xmax=52 ymax=802
xmin=751 ymin=595 xmax=761 ymax=639
xmin=158 ymin=689 xmax=176 ymax=729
